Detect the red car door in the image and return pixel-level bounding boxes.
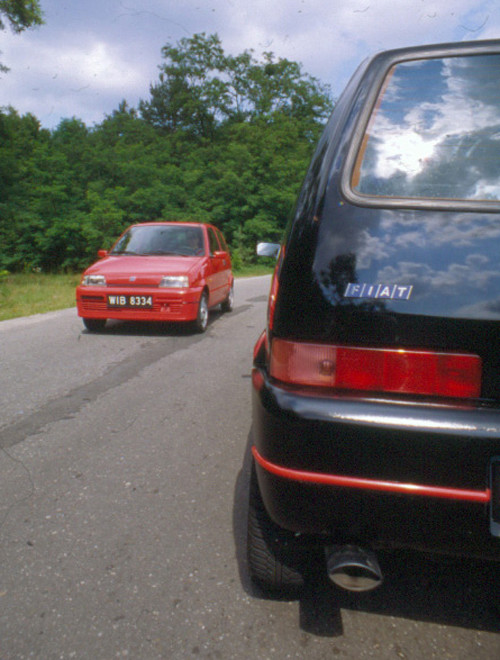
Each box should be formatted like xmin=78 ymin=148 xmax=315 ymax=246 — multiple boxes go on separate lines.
xmin=207 ymin=226 xmax=226 ymax=305
xmin=215 ymin=227 xmax=231 ymax=296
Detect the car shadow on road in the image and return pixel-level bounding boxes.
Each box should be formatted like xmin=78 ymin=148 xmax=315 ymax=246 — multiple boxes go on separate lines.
xmin=233 ymin=430 xmax=500 ymax=637
xmin=81 ymin=313 xmax=223 ymax=337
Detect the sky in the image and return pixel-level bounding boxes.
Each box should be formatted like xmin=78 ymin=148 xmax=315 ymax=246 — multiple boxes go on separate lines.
xmin=1 ymin=0 xmax=500 ymax=130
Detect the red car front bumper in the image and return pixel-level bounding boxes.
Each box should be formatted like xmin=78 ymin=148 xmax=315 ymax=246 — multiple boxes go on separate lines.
xmin=76 ymin=285 xmax=202 ymax=323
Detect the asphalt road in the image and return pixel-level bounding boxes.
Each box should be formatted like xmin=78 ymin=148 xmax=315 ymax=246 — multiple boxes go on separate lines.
xmin=1 ymin=275 xmax=499 ymax=660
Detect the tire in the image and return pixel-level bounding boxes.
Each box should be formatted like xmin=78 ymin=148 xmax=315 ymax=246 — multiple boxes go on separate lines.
xmin=221 ymin=282 xmax=234 ymax=313
xmin=194 ymin=291 xmax=209 ymax=333
xmin=247 ymin=463 xmax=305 ymax=595
xmin=83 ymin=318 xmax=106 ymax=332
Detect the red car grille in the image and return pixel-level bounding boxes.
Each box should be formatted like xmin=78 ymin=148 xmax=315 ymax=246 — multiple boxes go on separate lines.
xmin=80 ymin=295 xmax=107 ymax=311
xmin=79 ymin=295 xmax=183 ymax=314
xmin=111 ymin=283 xmax=156 ymax=288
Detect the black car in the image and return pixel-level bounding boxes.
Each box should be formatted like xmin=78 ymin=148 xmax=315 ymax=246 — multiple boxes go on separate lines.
xmin=248 ymin=39 xmax=500 ymax=594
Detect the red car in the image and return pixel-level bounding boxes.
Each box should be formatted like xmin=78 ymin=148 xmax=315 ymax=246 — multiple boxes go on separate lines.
xmin=76 ymin=222 xmax=233 ymax=332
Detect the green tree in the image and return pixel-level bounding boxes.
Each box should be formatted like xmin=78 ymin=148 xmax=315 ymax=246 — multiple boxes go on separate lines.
xmin=0 ymin=107 xmax=50 ymax=270
xmin=0 ymin=33 xmax=334 ymax=271
xmin=140 ymin=33 xmax=332 ymax=137
xmin=139 ymin=33 xmax=230 ymax=138
xmin=0 ymin=0 xmax=44 ymax=72
xmin=228 ymin=50 xmax=332 ymax=124
xmin=137 ymin=33 xmax=332 ymax=258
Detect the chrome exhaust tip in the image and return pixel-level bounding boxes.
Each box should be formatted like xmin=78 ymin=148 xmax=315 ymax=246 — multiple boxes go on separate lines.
xmin=326 ymin=545 xmax=383 ymax=592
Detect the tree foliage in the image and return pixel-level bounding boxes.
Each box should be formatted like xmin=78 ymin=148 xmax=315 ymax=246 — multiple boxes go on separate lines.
xmin=139 ymin=33 xmax=331 ymax=136
xmin=0 ymin=0 xmax=44 ymax=72
xmin=0 ymin=0 xmax=43 ymax=31
xmin=0 ymin=33 xmax=333 ymax=272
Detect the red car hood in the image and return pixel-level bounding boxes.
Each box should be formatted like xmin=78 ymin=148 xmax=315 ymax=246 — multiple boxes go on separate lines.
xmin=84 ymin=255 xmax=204 ymax=286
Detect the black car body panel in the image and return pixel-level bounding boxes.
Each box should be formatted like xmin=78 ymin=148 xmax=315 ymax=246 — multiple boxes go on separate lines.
xmin=250 ymin=39 xmax=500 ymax=584
xmin=252 ymin=376 xmax=500 ymax=559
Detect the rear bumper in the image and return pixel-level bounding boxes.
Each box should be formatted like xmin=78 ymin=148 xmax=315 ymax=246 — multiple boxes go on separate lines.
xmin=76 ymin=285 xmax=202 ymax=323
xmin=252 ymin=367 xmax=500 ymax=560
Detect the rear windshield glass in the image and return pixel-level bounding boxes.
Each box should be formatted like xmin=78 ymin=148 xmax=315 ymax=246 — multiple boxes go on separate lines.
xmin=352 ymin=53 xmax=500 ymax=202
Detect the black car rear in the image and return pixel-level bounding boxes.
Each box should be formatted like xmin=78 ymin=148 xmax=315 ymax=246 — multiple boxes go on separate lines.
xmin=248 ymin=39 xmax=500 ymax=594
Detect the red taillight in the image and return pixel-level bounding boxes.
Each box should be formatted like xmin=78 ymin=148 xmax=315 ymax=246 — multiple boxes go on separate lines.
xmin=270 ymin=339 xmax=482 ymax=399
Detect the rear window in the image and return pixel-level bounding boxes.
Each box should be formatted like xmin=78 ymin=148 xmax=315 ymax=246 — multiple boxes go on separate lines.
xmin=351 ymin=53 xmax=500 ymax=203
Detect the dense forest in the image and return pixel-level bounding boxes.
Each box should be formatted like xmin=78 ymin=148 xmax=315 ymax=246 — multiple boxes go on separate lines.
xmin=0 ymin=33 xmax=333 ymax=272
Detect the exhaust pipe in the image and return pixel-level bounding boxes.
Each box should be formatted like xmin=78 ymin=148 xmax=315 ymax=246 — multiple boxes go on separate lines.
xmin=326 ymin=545 xmax=383 ymax=592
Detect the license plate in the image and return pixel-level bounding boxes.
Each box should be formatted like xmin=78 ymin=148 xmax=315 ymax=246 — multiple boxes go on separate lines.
xmin=490 ymin=458 xmax=500 ymax=537
xmin=107 ymin=294 xmax=153 ymax=308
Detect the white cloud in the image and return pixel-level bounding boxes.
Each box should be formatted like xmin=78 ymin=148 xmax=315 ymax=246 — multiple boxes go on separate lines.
xmin=1 ymin=28 xmax=147 ymax=126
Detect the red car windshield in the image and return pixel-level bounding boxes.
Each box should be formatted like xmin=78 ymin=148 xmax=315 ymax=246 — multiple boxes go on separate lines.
xmin=111 ymin=225 xmax=205 ymax=257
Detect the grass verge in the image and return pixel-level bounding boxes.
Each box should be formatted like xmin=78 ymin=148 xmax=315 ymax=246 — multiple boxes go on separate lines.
xmin=0 ymin=273 xmax=81 ymax=322
xmin=0 ymin=267 xmax=271 ymax=322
